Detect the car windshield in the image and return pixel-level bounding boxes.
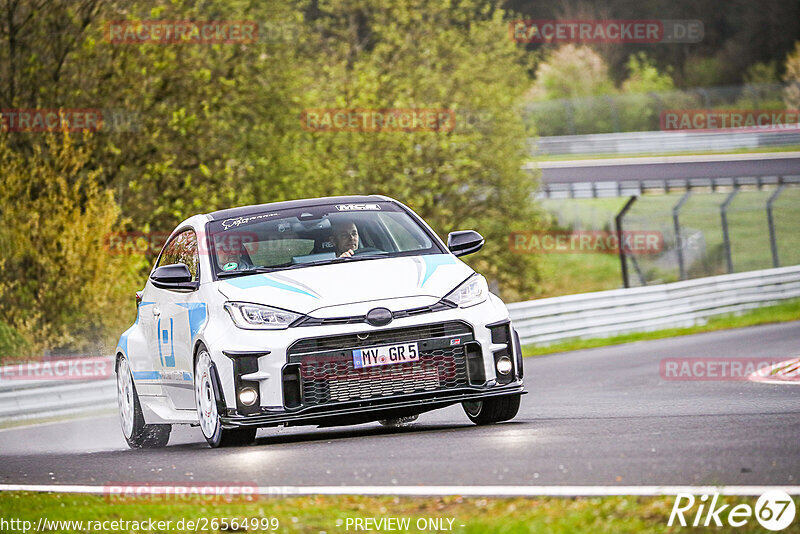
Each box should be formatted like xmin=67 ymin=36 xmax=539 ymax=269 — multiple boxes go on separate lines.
xmin=207 ymin=202 xmax=444 ymax=277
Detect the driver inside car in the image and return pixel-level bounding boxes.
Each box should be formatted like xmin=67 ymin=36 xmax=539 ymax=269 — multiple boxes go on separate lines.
xmin=329 ymin=220 xmax=360 ymax=257
xmin=215 ymin=235 xmax=255 ymax=271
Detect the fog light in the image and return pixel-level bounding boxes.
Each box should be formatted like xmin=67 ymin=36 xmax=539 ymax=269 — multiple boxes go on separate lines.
xmin=496 ymin=356 xmax=513 ymax=376
xmin=239 ymin=387 xmax=258 ymax=406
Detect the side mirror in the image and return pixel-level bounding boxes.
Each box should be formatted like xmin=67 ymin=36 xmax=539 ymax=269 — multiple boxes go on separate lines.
xmin=150 ymin=263 xmax=198 ymax=291
xmin=447 ymin=230 xmax=484 ymax=257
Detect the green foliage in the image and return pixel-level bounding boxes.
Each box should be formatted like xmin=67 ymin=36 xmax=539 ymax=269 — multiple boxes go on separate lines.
xmin=526 ymin=49 xmax=680 ymax=134
xmin=0 ymin=320 xmax=29 ymax=360
xmin=528 ymin=44 xmax=615 ymax=101
xmin=744 ymin=61 xmax=780 ymax=85
xmin=0 ymin=133 xmax=146 ymax=355
xmin=618 ymin=53 xmax=675 ymax=132
xmin=682 ymin=56 xmax=724 ymax=88
xmin=621 ymin=53 xmax=675 ymax=94
xmin=525 ymin=45 xmax=616 ymax=135
xmin=784 ymin=42 xmax=800 ymax=109
xmin=270 ymin=0 xmax=545 ymax=301
xmin=0 ymin=0 xmax=550 ymax=352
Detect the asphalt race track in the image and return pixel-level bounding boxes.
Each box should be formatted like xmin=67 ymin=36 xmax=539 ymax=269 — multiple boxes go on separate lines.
xmin=539 ymin=153 xmax=800 ymax=184
xmin=1 ymin=322 xmax=798 ymax=488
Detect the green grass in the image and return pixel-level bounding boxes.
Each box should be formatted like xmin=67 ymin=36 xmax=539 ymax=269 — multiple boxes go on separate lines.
xmin=523 ymin=298 xmax=800 ymax=357
xmin=532 ymin=145 xmax=800 ymax=162
xmin=0 ymin=492 xmax=790 ymax=533
xmin=537 ymin=253 xmax=623 ymax=297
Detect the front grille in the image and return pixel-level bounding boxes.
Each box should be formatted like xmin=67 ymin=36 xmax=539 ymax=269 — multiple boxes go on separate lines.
xmin=285 ymin=321 xmax=473 ymax=407
xmin=288 ymin=321 xmax=471 ymax=354
xmin=299 ymin=346 xmax=468 ymax=405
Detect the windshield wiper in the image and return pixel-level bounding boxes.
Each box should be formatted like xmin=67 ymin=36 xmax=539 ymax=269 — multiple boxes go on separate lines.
xmin=216 ymin=266 xmax=286 ymax=278
xmin=295 ymin=255 xmax=386 ymax=267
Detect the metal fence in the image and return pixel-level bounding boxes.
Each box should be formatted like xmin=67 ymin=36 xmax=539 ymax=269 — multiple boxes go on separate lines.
xmin=536 ymin=175 xmax=800 ymax=200
xmin=541 ymin=181 xmax=800 ymax=287
xmin=616 ymin=186 xmax=800 ymax=287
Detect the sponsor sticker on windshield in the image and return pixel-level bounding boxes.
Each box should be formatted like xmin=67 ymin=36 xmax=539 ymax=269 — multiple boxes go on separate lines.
xmin=220 ymin=212 xmax=279 ymax=230
xmin=222 ymin=262 xmax=238 ymax=271
xmin=335 ymin=203 xmax=381 ymax=211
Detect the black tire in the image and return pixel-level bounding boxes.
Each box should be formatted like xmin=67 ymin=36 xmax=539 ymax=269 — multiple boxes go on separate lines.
xmin=117 ymin=357 xmax=171 ymax=449
xmin=195 ymin=347 xmax=257 ymax=448
xmin=462 ymin=394 xmax=521 ymax=425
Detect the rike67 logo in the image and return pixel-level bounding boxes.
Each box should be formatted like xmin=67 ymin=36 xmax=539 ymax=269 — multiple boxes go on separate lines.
xmin=669 ymin=491 xmax=796 ymax=530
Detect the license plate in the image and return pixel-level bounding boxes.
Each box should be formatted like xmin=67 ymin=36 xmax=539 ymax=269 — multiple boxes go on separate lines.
xmin=352 ymin=342 xmax=420 ymax=369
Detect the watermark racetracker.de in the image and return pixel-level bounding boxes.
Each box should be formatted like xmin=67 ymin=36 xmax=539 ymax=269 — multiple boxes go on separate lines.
xmin=103 ymin=483 xmax=265 ymax=504
xmin=0 ymin=109 xmax=141 ymax=132
xmin=0 ymin=357 xmax=113 ymax=381
xmin=103 ymin=230 xmax=260 ymax=256
xmin=104 ymin=20 xmax=301 ymax=44
xmin=300 ymin=109 xmax=456 ymax=133
xmin=510 ymin=19 xmax=703 ymax=44
xmin=105 ymin=20 xmax=257 ymax=44
xmin=661 ymin=110 xmax=800 ymax=131
xmin=509 ymin=230 xmax=663 ymax=254
xmin=660 ymin=357 xmax=800 ymax=381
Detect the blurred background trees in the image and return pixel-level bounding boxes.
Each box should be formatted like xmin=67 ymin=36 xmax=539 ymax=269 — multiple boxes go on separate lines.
xmin=1 ymin=0 xmax=799 ymax=356
xmin=0 ymin=0 xmax=543 ymax=356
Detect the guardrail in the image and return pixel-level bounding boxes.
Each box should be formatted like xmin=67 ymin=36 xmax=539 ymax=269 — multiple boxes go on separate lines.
xmin=0 ymin=356 xmax=116 ymax=422
xmin=530 ymin=129 xmax=800 ymax=156
xmin=535 ymin=175 xmax=800 ymax=199
xmin=508 ymin=265 xmax=800 ymax=345
xmin=1 ymin=265 xmax=799 ymax=422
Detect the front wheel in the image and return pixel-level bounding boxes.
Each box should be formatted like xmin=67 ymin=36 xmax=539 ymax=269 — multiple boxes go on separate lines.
xmin=116 ymin=356 xmax=171 ymax=448
xmin=462 ymin=394 xmax=521 ymax=425
xmin=195 ymin=348 xmax=257 ymax=448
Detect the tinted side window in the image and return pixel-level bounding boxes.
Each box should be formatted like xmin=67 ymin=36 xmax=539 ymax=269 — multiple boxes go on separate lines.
xmin=157 ymin=238 xmax=180 ymax=268
xmin=158 ymin=230 xmax=200 ymax=281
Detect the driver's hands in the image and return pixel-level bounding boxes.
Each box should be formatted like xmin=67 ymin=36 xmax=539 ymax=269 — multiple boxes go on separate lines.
xmin=338 ymin=249 xmax=355 ymax=258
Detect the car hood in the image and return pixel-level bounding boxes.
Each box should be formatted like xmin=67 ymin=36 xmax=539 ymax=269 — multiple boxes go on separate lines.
xmin=215 ymin=254 xmax=473 ymax=315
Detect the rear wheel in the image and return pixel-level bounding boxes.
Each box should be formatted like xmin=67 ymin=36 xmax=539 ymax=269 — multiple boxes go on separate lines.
xmin=116 ymin=357 xmax=171 ymax=448
xmin=195 ymin=348 xmax=257 ymax=448
xmin=462 ymin=394 xmax=521 ymax=425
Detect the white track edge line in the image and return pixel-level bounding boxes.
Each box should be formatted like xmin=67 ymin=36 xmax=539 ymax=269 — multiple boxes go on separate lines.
xmin=1 ymin=485 xmax=799 ymax=496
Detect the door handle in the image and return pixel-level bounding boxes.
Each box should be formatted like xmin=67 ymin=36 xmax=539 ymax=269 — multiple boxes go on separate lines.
xmin=152 ymin=306 xmax=161 ymax=317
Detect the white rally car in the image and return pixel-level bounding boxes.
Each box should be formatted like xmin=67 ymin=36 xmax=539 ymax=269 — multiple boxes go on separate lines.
xmin=115 ymin=195 xmax=524 ymax=448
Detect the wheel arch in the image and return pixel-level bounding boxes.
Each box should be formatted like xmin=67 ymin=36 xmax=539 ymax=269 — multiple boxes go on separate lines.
xmin=192 ymin=340 xmax=229 ymax=412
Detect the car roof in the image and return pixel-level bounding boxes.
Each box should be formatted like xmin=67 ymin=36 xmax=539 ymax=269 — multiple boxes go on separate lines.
xmin=206 ymin=195 xmax=393 ymax=221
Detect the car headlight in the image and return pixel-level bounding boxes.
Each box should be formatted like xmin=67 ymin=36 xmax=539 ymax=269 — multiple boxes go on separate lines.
xmin=443 ymin=274 xmax=488 ymax=308
xmin=224 ymin=302 xmax=302 ymax=330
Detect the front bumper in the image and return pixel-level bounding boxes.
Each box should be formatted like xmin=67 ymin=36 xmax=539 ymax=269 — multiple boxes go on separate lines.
xmin=207 ymin=293 xmax=523 ymax=422
xmin=220 ymin=381 xmax=525 ymax=428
